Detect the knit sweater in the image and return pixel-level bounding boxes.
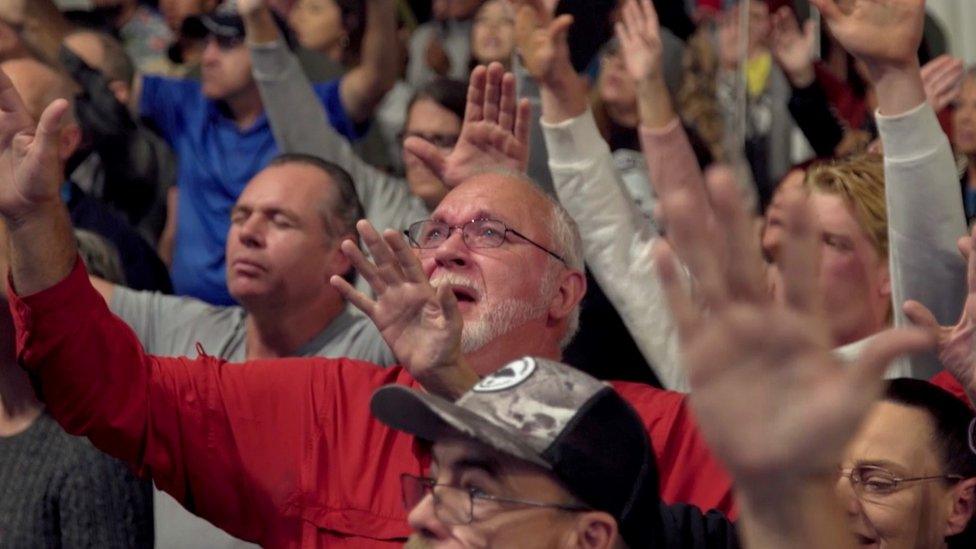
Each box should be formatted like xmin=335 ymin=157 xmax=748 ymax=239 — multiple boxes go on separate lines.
xmin=0 ymin=413 xmax=153 ymax=548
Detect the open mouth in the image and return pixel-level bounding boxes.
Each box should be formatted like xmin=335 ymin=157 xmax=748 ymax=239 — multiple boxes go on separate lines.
xmin=451 ymin=286 xmax=478 ymax=303
xmin=854 ymin=534 xmax=878 ymax=547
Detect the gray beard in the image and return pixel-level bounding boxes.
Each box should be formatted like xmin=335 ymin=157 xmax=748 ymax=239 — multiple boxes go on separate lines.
xmin=460 ymin=297 xmax=549 ymax=353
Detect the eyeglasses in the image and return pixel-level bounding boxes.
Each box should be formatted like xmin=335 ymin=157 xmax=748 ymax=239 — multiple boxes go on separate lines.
xmin=398 ymin=130 xmax=460 ymax=149
xmin=404 ymin=219 xmax=567 ymax=265
xmin=401 ymin=474 xmax=591 ymax=526
xmin=838 ymin=465 xmax=964 ymax=503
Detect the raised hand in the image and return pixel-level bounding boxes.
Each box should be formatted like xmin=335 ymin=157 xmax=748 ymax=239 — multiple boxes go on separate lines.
xmin=615 ymin=0 xmax=664 ymax=84
xmin=330 ymin=221 xmax=477 ymax=398
xmin=770 ymin=6 xmax=818 ymax=87
xmin=236 ymin=0 xmax=267 ymax=17
xmin=904 ymin=225 xmax=976 ymax=405
xmin=0 ymin=67 xmax=70 ymax=224
xmin=512 ymin=0 xmax=574 ymax=85
xmin=402 ymin=62 xmax=531 ymax=188
xmin=811 ymin=0 xmax=924 ymax=73
xmin=656 ymin=169 xmax=933 ymax=484
xmin=921 ymin=54 xmax=965 ymax=113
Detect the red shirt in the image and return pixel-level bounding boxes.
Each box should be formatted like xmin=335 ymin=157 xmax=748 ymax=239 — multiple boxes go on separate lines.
xmin=931 ymin=371 xmax=973 ymax=409
xmin=10 ymin=259 xmax=734 ymax=547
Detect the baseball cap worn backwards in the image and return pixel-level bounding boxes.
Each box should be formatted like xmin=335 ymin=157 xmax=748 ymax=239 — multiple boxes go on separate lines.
xmin=370 ymin=357 xmax=663 ymax=548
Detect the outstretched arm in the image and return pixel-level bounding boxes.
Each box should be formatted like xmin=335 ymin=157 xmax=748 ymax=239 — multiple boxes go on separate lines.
xmin=657 ymin=165 xmax=933 ymax=549
xmin=337 ymin=0 xmax=400 ymax=123
xmin=812 ymin=0 xmax=969 ymax=379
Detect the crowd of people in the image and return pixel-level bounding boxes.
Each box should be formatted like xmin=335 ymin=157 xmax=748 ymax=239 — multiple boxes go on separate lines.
xmin=1 ymin=0 xmax=976 ymax=547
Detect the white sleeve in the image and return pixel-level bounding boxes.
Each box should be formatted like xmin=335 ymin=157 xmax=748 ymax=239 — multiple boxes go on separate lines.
xmin=543 ymin=110 xmax=686 ymax=391
xmin=878 ymin=102 xmax=968 ymax=379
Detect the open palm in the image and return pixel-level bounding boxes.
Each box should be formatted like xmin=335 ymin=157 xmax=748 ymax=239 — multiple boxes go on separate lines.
xmin=811 ymin=0 xmax=924 ymax=70
xmin=615 ymin=0 xmax=664 ymax=83
xmin=657 ymin=173 xmax=933 ymax=482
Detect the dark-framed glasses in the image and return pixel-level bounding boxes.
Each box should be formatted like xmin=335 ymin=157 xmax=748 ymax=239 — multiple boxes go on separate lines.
xmin=404 ymin=218 xmax=567 ymax=265
xmin=400 ymin=473 xmax=591 ymax=526
xmin=839 ymin=465 xmax=963 ymax=503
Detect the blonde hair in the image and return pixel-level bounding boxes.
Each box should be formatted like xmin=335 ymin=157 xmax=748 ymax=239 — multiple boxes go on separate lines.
xmin=804 ymin=154 xmax=888 ymax=259
xmin=676 ymin=26 xmax=726 ymax=163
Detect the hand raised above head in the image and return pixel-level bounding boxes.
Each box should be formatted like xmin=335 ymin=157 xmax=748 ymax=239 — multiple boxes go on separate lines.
xmin=512 ymin=0 xmax=574 ymax=85
xmin=657 ymin=167 xmax=934 ymax=484
xmin=402 ymin=62 xmax=531 ymax=189
xmin=0 ymin=66 xmax=70 ymax=225
xmin=811 ymin=0 xmax=924 ymax=74
xmin=614 ymin=0 xmax=664 ymax=84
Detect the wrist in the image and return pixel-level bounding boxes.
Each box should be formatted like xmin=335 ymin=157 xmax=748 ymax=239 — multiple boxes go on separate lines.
xmin=867 ymin=60 xmax=926 ymax=117
xmin=539 ymin=68 xmax=588 ymax=124
xmin=636 ymin=77 xmax=675 ymax=129
xmin=786 ymin=63 xmax=816 ymax=88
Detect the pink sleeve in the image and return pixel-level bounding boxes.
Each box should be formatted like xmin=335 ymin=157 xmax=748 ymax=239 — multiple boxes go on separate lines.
xmin=639 ymin=120 xmax=711 ymax=212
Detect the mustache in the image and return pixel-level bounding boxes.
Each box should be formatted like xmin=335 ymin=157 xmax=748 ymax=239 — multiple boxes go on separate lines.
xmin=429 ymin=272 xmax=483 ymax=295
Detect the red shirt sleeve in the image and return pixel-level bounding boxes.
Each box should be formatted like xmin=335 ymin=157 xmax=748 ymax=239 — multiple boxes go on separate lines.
xmin=610 ymin=381 xmax=736 ymax=519
xmin=8 ymin=258 xmax=422 ymax=545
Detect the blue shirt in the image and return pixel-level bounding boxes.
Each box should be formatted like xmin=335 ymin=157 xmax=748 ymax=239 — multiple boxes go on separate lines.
xmin=140 ymin=76 xmax=362 ymax=305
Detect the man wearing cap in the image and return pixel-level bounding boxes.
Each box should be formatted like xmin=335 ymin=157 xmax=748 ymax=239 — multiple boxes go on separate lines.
xmin=374 ymin=356 xmax=738 ymax=548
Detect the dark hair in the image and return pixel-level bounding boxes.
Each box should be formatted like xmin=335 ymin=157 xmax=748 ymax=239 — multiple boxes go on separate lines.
xmin=336 ymin=0 xmax=368 ymax=63
xmin=407 ymin=78 xmax=467 ymax=121
xmin=267 ymin=153 xmax=363 ymax=240
xmin=66 ymin=30 xmax=136 ymax=86
xmin=884 ymin=379 xmax=976 ymax=479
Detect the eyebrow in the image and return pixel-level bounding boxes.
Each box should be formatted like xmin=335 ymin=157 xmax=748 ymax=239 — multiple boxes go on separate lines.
xmin=452 ymin=456 xmax=503 ymax=479
xmin=851 ymin=459 xmax=907 ymax=471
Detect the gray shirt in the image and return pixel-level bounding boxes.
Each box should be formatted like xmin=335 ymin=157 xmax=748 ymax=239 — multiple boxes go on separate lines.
xmin=111 ymin=287 xmax=396 ymax=364
xmin=110 ymin=288 xmax=396 ymax=549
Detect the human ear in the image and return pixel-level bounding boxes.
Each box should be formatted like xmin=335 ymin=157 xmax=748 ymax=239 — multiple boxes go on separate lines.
xmin=573 ymin=511 xmax=619 ymax=549
xmin=547 ymin=268 xmax=586 ymax=324
xmin=945 ymin=477 xmax=976 ymax=537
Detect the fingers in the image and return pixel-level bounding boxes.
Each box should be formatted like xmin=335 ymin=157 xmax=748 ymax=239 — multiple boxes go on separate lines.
xmin=339 ymin=237 xmax=387 ymax=295
xmin=402 ymin=136 xmax=447 ymax=180
xmin=706 ymin=165 xmax=767 ymax=302
xmin=902 ymin=299 xmax=940 ymax=330
xmin=358 ymin=220 xmax=405 ymax=286
xmin=482 ymin=62 xmax=505 ymax=125
xmin=777 ymin=185 xmax=822 ymax=315
xmin=660 ymin=188 xmax=728 ymax=309
xmin=849 ymin=327 xmax=935 ymax=388
xmin=653 ymin=239 xmax=701 ymax=341
xmin=435 ymin=283 xmax=462 ymax=333
xmin=383 ymin=228 xmax=427 ymax=284
xmin=639 ymin=0 xmax=659 ymax=34
xmin=808 ymin=0 xmax=843 ymax=22
xmin=513 ymin=98 xmax=531 ymax=153
xmin=547 ymin=13 xmax=573 ymax=45
xmin=464 ymin=65 xmax=487 ymax=123
xmin=330 ymin=274 xmax=376 ymax=317
xmin=32 ymin=99 xmax=69 ymax=157
xmin=497 ymin=70 xmax=518 ymax=133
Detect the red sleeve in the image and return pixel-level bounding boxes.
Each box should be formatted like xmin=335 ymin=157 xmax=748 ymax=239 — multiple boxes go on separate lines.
xmin=930 ymin=371 xmax=973 ymax=410
xmin=8 ymin=258 xmax=388 ymax=544
xmin=610 ymin=381 xmax=736 ymax=519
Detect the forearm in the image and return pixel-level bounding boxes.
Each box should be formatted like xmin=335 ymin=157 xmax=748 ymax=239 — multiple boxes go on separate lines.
xmin=250 ymin=39 xmax=428 ymax=230
xmin=417 ymin=359 xmax=481 ymax=401
xmin=737 ymin=480 xmax=855 ymax=549
xmin=8 ymin=204 xmax=76 ymax=297
xmin=544 ymin=109 xmax=686 ymax=390
xmin=869 ymin=61 xmax=927 ymax=117
xmin=636 ymin=76 xmax=675 ymax=129
xmin=639 ymin=119 xmax=709 ymax=209
xmin=340 ymin=0 xmax=399 ymax=123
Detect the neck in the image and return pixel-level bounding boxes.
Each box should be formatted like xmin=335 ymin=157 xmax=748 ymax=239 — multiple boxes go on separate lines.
xmin=224 ymin=84 xmax=264 ymax=129
xmin=0 ymin=311 xmax=42 ymax=436
xmin=605 ymin=102 xmax=639 ymax=129
xmin=463 ymin=322 xmax=562 ymax=377
xmin=243 ymin=293 xmax=346 ymax=360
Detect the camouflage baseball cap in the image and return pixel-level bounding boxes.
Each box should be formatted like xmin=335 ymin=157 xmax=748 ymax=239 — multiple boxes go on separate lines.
xmin=370 ymin=357 xmax=662 ymax=547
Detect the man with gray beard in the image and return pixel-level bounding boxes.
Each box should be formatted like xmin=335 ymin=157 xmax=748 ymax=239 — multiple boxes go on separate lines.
xmin=0 ymin=67 xmax=735 ymax=544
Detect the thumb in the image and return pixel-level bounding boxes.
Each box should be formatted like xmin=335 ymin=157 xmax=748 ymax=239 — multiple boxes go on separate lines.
xmin=548 ymin=14 xmax=574 ymax=45
xmin=402 ymin=135 xmax=447 ymax=180
xmin=849 ymin=327 xmax=935 ymax=387
xmin=902 ymin=299 xmax=941 ymax=331
xmin=30 ymin=99 xmax=69 ymax=160
xmin=435 ymin=283 xmax=462 ymax=331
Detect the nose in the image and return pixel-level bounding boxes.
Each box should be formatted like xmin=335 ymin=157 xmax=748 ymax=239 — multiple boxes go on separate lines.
xmin=237 ymin=215 xmax=266 ymax=249
xmin=432 ymin=228 xmax=471 ymax=269
xmin=835 ymin=474 xmax=863 ymax=516
xmin=201 ymin=38 xmax=221 ymax=64
xmin=407 ymin=493 xmax=451 ymax=542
